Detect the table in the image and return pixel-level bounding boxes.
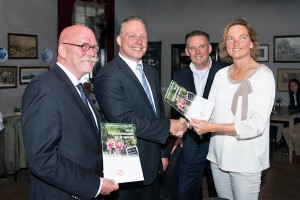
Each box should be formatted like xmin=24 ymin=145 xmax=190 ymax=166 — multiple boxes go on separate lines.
xmin=271 ymin=113 xmax=297 ymax=163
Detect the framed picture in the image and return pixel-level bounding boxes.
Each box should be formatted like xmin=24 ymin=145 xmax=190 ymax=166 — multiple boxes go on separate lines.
xmin=142 ymin=41 xmax=161 ymax=83
xmin=257 ymin=44 xmax=269 ymax=62
xmin=277 ymin=68 xmax=300 ymax=91
xmin=0 ymin=66 xmax=17 ymax=88
xmin=210 ymin=43 xmax=220 ymax=63
xmin=274 ymin=35 xmax=300 ymax=63
xmin=19 ymin=66 xmax=49 ymax=84
xmin=8 ymin=33 xmax=38 ymax=59
xmin=171 ymin=44 xmax=190 ymax=79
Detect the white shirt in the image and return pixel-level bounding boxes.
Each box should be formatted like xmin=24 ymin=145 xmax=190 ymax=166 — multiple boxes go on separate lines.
xmin=189 ymin=57 xmax=212 ymax=97
xmin=206 ymin=64 xmax=275 ymax=173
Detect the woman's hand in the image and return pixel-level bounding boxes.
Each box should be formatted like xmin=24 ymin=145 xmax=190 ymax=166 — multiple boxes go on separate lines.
xmin=189 ymin=118 xmax=212 ymax=135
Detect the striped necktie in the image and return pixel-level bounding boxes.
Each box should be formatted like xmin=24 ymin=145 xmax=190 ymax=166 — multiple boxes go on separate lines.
xmin=77 ymin=83 xmax=103 ymax=149
xmin=136 ymin=64 xmax=156 ymax=115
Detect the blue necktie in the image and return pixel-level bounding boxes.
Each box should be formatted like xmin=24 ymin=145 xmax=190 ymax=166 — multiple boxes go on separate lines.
xmin=77 ymin=83 xmax=99 ymax=131
xmin=77 ymin=83 xmax=102 ymax=150
xmin=136 ymin=64 xmax=156 ymax=115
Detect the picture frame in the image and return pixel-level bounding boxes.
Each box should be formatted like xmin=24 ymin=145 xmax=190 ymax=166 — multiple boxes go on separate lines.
xmin=277 ymin=68 xmax=300 ymax=91
xmin=8 ymin=33 xmax=38 ymax=59
xmin=257 ymin=44 xmax=269 ymax=62
xmin=274 ymin=35 xmax=300 ymax=63
xmin=142 ymin=41 xmax=161 ymax=83
xmin=171 ymin=44 xmax=190 ymax=79
xmin=210 ymin=43 xmax=220 ymax=63
xmin=19 ymin=66 xmax=49 ymax=84
xmin=0 ymin=66 xmax=17 ymax=89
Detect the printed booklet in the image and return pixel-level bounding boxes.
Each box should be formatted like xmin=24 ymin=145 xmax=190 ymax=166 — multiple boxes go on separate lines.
xmin=164 ymin=80 xmax=215 ymax=121
xmin=101 ymin=123 xmax=144 ymax=183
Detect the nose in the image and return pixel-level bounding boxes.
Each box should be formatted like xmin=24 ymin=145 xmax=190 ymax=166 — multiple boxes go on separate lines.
xmin=135 ymin=36 xmax=143 ymax=44
xmin=233 ymin=38 xmax=240 ymax=45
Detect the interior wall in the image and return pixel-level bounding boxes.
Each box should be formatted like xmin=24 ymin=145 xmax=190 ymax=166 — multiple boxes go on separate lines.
xmin=0 ymin=0 xmax=57 ymax=116
xmin=115 ymin=0 xmax=300 ymax=116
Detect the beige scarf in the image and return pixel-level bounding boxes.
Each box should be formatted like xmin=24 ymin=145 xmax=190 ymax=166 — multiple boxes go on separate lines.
xmin=231 ymin=79 xmax=253 ymax=120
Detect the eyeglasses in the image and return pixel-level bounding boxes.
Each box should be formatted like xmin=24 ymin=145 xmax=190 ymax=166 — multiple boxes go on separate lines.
xmin=63 ymin=42 xmax=99 ymax=53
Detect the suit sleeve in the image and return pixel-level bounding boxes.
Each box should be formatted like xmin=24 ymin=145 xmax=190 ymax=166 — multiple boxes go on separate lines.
xmin=94 ymin=65 xmax=170 ymax=144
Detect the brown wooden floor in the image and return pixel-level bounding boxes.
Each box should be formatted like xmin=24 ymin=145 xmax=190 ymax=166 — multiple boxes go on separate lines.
xmin=0 ymin=146 xmax=299 ymax=200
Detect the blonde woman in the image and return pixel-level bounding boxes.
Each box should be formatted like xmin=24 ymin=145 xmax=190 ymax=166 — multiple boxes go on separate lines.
xmin=190 ymin=18 xmax=275 ymax=200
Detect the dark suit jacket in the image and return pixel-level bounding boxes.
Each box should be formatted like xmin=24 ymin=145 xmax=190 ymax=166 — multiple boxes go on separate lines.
xmin=289 ymin=91 xmax=300 ymax=113
xmin=21 ymin=64 xmax=103 ymax=200
xmin=94 ymin=55 xmax=170 ymax=185
xmin=171 ymin=62 xmax=222 ymax=162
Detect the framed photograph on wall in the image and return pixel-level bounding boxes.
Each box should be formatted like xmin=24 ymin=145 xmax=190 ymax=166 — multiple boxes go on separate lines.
xmin=171 ymin=44 xmax=190 ymax=79
xmin=210 ymin=43 xmax=220 ymax=63
xmin=0 ymin=66 xmax=17 ymax=88
xmin=142 ymin=41 xmax=161 ymax=83
xmin=257 ymin=44 xmax=269 ymax=62
xmin=277 ymin=68 xmax=300 ymax=91
xmin=274 ymin=35 xmax=300 ymax=63
xmin=8 ymin=33 xmax=38 ymax=59
xmin=19 ymin=66 xmax=49 ymax=84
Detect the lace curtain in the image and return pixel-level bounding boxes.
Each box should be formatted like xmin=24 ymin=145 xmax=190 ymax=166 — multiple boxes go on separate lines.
xmin=72 ymin=0 xmax=106 ymax=82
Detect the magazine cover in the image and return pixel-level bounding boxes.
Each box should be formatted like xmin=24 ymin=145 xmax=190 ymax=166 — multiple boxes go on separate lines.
xmin=164 ymin=80 xmax=215 ymax=121
xmin=101 ymin=123 xmax=144 ymax=183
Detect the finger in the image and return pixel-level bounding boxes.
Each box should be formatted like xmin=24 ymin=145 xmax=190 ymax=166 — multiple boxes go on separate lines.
xmin=111 ymin=179 xmax=117 ymax=185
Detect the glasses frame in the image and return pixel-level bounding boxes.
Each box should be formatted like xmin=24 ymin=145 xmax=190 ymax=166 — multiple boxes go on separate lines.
xmin=63 ymin=42 xmax=99 ymax=53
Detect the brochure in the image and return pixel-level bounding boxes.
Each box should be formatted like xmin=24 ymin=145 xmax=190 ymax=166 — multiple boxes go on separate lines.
xmin=164 ymin=80 xmax=215 ymax=121
xmin=101 ymin=123 xmax=144 ymax=183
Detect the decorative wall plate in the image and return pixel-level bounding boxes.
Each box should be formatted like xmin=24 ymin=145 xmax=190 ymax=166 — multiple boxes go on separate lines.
xmin=41 ymin=48 xmax=53 ymax=62
xmin=0 ymin=47 xmax=8 ymax=63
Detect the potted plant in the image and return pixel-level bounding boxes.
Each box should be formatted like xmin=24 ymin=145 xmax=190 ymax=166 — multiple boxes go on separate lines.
xmin=14 ymin=106 xmax=22 ymax=115
xmin=275 ymin=98 xmax=282 ymax=109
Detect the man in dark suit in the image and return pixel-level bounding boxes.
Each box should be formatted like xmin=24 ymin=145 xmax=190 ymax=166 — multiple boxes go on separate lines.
xmin=21 ymin=25 xmax=119 ymax=200
xmin=93 ymin=17 xmax=187 ymax=200
xmin=171 ymin=30 xmax=222 ymax=200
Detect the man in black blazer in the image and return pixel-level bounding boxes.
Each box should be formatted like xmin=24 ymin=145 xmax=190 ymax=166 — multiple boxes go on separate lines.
xmin=21 ymin=25 xmax=119 ymax=200
xmin=171 ymin=30 xmax=222 ymax=200
xmin=94 ymin=17 xmax=187 ymax=200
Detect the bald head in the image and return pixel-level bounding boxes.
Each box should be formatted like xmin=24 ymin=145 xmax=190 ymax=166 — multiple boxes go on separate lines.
xmin=57 ymin=25 xmax=98 ymax=80
xmin=58 ymin=25 xmax=96 ymax=46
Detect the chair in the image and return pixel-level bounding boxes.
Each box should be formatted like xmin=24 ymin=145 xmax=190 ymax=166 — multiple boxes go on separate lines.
xmin=269 ymin=125 xmax=278 ymax=158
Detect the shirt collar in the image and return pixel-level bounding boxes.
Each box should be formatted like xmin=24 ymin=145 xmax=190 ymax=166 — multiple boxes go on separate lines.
xmin=56 ymin=61 xmax=82 ymax=86
xmin=119 ymin=53 xmax=143 ymax=70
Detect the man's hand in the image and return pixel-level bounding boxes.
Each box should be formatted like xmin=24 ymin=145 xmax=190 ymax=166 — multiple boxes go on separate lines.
xmin=170 ymin=118 xmax=188 ymax=137
xmin=171 ymin=137 xmax=183 ymax=155
xmin=100 ymin=178 xmax=119 ymax=196
xmin=161 ymin=157 xmax=169 ymax=172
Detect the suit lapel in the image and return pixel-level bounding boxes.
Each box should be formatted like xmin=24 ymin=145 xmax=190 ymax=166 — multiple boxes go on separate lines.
xmin=186 ymin=68 xmax=197 ymax=94
xmin=115 ymin=56 xmax=157 ymax=116
xmin=52 ymin=65 xmax=102 ymax=148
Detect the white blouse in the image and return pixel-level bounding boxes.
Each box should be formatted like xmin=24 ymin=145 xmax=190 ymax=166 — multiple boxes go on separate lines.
xmin=207 ymin=64 xmax=275 ymax=173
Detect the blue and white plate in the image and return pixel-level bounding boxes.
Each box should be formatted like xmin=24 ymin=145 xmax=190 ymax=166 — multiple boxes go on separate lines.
xmin=41 ymin=48 xmax=53 ymax=62
xmin=0 ymin=47 xmax=8 ymax=63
